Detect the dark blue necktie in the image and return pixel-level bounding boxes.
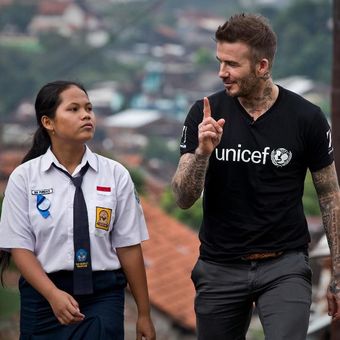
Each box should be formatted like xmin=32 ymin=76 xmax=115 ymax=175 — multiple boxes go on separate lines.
xmin=53 ymin=162 xmax=93 ymax=295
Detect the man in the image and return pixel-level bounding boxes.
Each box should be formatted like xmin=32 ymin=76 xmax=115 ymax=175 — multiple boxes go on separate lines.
xmin=172 ymin=13 xmax=340 ymax=339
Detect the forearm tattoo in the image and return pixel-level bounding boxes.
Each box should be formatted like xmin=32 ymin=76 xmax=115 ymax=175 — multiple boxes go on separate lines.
xmin=312 ymin=162 xmax=340 ymax=283
xmin=171 ymin=153 xmax=209 ymax=209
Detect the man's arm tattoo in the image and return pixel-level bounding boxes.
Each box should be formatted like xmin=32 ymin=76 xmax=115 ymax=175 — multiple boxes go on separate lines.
xmin=171 ymin=153 xmax=209 ymax=209
xmin=312 ymin=162 xmax=340 ymax=281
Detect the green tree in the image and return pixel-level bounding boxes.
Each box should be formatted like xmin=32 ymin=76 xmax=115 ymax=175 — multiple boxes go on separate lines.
xmin=303 ymin=170 xmax=321 ymax=216
xmin=194 ymin=48 xmax=215 ymax=67
xmin=143 ymin=137 xmax=179 ymax=166
xmin=272 ymin=0 xmax=332 ymax=83
xmin=160 ymin=187 xmax=202 ymax=230
xmin=0 ymin=1 xmax=37 ymax=32
xmin=128 ymin=167 xmax=146 ymax=195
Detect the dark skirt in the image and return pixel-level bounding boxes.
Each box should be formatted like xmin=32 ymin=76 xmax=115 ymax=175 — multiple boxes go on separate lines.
xmin=19 ymin=270 xmax=127 ymax=340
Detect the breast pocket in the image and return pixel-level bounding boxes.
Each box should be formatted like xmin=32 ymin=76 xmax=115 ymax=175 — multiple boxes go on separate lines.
xmin=89 ymin=192 xmax=117 ymax=237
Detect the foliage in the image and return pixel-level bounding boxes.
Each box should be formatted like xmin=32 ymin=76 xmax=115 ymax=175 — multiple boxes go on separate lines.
xmin=271 ymin=0 xmax=332 ymax=83
xmin=160 ymin=186 xmax=202 ymax=230
xmin=143 ymin=137 xmax=179 ymax=166
xmin=0 ymin=0 xmax=37 ymax=32
xmin=303 ymin=170 xmax=321 ymax=216
xmin=0 ymin=32 xmax=138 ymax=116
xmin=193 ymin=48 xmax=216 ymax=67
xmin=0 ymin=288 xmax=20 ymax=318
xmin=128 ymin=167 xmax=146 ymax=195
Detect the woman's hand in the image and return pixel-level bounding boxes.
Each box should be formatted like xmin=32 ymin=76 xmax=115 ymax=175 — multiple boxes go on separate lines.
xmin=47 ymin=288 xmax=85 ymax=325
xmin=136 ymin=314 xmax=156 ymax=340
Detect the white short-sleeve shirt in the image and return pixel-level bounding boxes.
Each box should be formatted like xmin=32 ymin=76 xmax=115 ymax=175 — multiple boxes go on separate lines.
xmin=0 ymin=146 xmax=149 ymax=273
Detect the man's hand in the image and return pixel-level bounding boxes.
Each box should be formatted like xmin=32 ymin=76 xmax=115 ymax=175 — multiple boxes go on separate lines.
xmin=196 ymin=97 xmax=225 ymax=156
xmin=327 ymin=280 xmax=340 ymax=322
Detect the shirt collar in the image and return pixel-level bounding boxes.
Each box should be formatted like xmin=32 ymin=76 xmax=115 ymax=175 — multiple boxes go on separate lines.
xmin=41 ymin=145 xmax=98 ymax=174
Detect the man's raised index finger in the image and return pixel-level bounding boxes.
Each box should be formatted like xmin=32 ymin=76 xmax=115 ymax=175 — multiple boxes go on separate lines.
xmin=203 ymin=97 xmax=211 ymax=119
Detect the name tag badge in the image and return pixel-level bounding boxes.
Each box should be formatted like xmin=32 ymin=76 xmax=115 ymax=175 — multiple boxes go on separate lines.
xmin=31 ymin=188 xmax=53 ymax=195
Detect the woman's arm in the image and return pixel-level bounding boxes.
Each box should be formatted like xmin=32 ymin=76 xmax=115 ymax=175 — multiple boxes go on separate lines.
xmin=116 ymin=244 xmax=156 ymax=340
xmin=11 ymin=248 xmax=85 ymax=324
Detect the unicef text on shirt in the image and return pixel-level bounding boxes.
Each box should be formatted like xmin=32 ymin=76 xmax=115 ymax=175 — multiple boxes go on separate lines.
xmin=215 ymin=145 xmax=270 ymax=164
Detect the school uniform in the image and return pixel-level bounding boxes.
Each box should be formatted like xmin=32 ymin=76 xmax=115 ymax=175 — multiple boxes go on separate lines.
xmin=0 ymin=146 xmax=149 ymax=339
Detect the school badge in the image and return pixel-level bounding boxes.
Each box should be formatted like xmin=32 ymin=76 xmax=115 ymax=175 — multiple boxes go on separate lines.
xmin=75 ymin=248 xmax=89 ymax=268
xmin=95 ymin=207 xmax=112 ymax=231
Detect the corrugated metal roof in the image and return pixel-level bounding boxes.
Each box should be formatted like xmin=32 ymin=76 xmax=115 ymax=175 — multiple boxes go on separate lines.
xmin=105 ymin=109 xmax=161 ymax=128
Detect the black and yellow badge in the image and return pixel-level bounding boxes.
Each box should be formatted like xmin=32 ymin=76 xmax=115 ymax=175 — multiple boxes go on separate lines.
xmin=95 ymin=207 xmax=112 ymax=231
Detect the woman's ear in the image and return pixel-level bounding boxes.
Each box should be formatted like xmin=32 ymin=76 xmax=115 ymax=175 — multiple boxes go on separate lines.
xmin=41 ymin=115 xmax=54 ymax=134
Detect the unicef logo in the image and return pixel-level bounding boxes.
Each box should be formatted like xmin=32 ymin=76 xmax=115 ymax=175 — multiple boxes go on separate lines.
xmin=270 ymin=148 xmax=292 ymax=167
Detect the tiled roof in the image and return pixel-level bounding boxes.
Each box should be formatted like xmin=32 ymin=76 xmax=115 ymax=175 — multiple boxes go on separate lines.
xmin=141 ymin=198 xmax=199 ymax=331
xmin=38 ymin=1 xmax=70 ymax=15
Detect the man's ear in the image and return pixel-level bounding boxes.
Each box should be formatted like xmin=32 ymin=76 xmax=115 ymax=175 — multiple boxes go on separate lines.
xmin=257 ymin=58 xmax=270 ymax=78
xmin=41 ymin=115 xmax=54 ymax=133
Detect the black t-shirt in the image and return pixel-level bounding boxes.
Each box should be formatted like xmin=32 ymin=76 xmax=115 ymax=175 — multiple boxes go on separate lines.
xmin=180 ymin=86 xmax=334 ymax=263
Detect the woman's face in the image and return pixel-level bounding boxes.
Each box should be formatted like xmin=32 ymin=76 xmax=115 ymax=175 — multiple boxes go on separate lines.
xmin=45 ymin=85 xmax=96 ymax=146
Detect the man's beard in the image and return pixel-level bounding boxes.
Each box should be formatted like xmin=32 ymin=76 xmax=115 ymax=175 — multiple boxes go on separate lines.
xmin=225 ymin=67 xmax=260 ymax=98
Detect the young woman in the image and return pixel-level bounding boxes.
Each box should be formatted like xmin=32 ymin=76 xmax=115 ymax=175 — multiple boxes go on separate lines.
xmin=0 ymin=80 xmax=156 ymax=340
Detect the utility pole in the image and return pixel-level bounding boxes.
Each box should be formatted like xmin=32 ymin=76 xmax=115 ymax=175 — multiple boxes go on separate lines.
xmin=331 ymin=1 xmax=340 ymax=339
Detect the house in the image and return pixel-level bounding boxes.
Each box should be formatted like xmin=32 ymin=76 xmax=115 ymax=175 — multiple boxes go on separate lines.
xmin=103 ymin=108 xmax=182 ymax=152
xmin=28 ymin=0 xmax=101 ymax=38
xmin=87 ymin=81 xmax=124 ymax=116
xmin=275 ymin=76 xmax=330 ymax=114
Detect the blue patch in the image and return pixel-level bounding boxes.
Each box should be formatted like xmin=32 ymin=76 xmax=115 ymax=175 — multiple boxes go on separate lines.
xmin=36 ymin=194 xmax=51 ymax=218
xmin=76 ymin=249 xmax=87 ymax=262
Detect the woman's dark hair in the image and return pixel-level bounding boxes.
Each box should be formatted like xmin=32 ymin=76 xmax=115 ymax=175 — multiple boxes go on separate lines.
xmin=21 ymin=80 xmax=88 ymax=163
xmin=215 ymin=13 xmax=277 ymax=69
xmin=0 ymin=80 xmax=87 ymax=286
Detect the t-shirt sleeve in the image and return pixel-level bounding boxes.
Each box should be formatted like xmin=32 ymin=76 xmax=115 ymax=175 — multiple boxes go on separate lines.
xmin=0 ymin=170 xmax=35 ymax=252
xmin=180 ymin=101 xmax=203 ymax=155
xmin=306 ymin=109 xmax=334 ymax=172
xmin=110 ymin=167 xmax=149 ymax=248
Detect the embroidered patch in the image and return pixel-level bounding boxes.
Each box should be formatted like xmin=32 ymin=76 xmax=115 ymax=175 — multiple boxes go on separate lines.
xmin=36 ymin=194 xmax=51 ymax=218
xmin=31 ymin=188 xmax=53 ymax=195
xmin=95 ymin=207 xmax=112 ymax=231
xmin=75 ymin=249 xmax=89 ymax=268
